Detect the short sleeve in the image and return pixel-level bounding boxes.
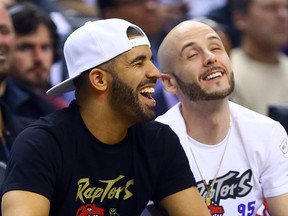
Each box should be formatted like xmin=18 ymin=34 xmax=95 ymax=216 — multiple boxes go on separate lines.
xmin=261 ymin=123 xmax=288 ymax=198
xmin=152 ymin=125 xmax=196 ymax=203
xmin=1 ymin=127 xmax=61 ymax=200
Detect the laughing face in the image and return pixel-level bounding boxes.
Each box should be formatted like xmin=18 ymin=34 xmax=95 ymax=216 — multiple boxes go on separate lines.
xmin=159 ymin=21 xmax=234 ymax=102
xmin=108 ymin=42 xmax=160 ymax=122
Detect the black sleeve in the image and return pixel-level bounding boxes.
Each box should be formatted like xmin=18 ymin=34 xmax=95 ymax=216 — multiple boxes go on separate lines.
xmin=152 ymin=123 xmax=196 ymax=203
xmin=1 ymin=126 xmax=61 ymax=200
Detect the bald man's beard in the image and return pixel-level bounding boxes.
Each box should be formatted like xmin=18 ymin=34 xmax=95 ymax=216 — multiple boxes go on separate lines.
xmin=173 ymin=72 xmax=235 ymax=101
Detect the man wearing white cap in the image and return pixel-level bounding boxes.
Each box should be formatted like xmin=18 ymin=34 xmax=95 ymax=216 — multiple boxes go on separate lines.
xmin=1 ymin=18 xmax=210 ymax=216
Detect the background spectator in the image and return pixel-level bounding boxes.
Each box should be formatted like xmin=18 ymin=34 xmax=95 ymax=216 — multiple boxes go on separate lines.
xmin=0 ymin=2 xmax=33 ymax=164
xmin=229 ymin=0 xmax=288 ymax=116
xmin=2 ymin=2 xmax=69 ymax=119
xmin=183 ymin=0 xmax=227 ymax=19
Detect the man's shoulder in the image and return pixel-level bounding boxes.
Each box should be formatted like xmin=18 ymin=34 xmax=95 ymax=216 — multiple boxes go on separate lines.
xmin=4 ymin=79 xmax=57 ymax=117
xmin=25 ymin=101 xmax=79 ymax=135
xmin=135 ymin=120 xmax=173 ymax=133
xmin=3 ymin=78 xmax=29 ymax=109
xmin=229 ymin=101 xmax=280 ymax=127
xmin=155 ymin=103 xmax=181 ymax=124
xmin=131 ymin=120 xmax=180 ymax=144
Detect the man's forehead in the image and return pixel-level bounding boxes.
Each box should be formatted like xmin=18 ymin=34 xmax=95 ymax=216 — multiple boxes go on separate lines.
xmin=178 ymin=21 xmax=215 ymax=35
xmin=0 ymin=7 xmax=12 ymax=25
xmin=116 ymin=44 xmax=151 ymax=64
xmin=172 ymin=25 xmax=219 ymax=46
xmin=123 ymin=44 xmax=151 ymax=57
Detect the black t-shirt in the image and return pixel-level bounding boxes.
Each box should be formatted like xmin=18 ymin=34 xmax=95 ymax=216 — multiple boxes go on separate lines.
xmin=1 ymin=101 xmax=195 ymax=215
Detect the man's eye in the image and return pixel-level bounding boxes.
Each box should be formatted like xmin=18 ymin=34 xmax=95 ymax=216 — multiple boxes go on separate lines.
xmin=0 ymin=29 xmax=11 ymax=35
xmin=17 ymin=46 xmax=31 ymax=52
xmin=187 ymin=53 xmax=198 ymax=59
xmin=133 ymin=61 xmax=143 ymax=66
xmin=211 ymin=46 xmax=221 ymax=51
xmin=42 ymin=44 xmax=53 ymax=51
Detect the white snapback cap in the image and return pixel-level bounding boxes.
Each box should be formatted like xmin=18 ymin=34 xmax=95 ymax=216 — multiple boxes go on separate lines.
xmin=47 ymin=18 xmax=150 ymax=95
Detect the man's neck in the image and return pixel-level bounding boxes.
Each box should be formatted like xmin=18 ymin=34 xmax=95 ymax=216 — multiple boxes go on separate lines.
xmin=80 ymin=102 xmax=131 ymax=145
xmin=241 ymin=40 xmax=280 ymax=64
xmin=181 ymin=99 xmax=231 ymax=145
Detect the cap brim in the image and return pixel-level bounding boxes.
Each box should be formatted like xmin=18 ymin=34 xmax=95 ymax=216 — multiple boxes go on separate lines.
xmin=47 ymin=73 xmax=81 ymax=95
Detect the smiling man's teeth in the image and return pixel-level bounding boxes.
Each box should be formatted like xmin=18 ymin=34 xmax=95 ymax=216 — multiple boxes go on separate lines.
xmin=205 ymin=72 xmax=222 ymax=80
xmin=139 ymin=87 xmax=155 ymax=94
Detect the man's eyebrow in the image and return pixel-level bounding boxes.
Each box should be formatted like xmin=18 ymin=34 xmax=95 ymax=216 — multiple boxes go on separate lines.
xmin=180 ymin=42 xmax=195 ymax=56
xmin=0 ymin=25 xmax=11 ymax=32
xmin=180 ymin=35 xmax=222 ymax=55
xmin=130 ymin=54 xmax=147 ymax=64
xmin=16 ymin=42 xmax=34 ymax=48
xmin=207 ymin=35 xmax=221 ymax=41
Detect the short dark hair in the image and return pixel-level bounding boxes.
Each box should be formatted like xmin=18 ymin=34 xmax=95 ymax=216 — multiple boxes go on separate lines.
xmin=97 ymin=0 xmax=116 ymax=9
xmin=8 ymin=2 xmax=61 ymax=62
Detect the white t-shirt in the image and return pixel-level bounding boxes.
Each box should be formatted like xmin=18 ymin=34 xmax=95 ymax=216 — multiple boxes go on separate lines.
xmin=156 ymin=101 xmax=288 ymax=216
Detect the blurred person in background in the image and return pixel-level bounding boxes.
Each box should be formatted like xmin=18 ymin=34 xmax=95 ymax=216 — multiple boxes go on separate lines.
xmin=0 ymin=0 xmax=73 ymax=102
xmin=57 ymin=0 xmax=98 ymax=17
xmin=229 ymin=0 xmax=288 ymax=116
xmin=0 ymin=2 xmax=33 ymax=164
xmin=2 ymin=2 xmax=69 ymax=119
xmin=0 ymin=0 xmax=14 ymax=5
xmin=183 ymin=0 xmax=227 ymax=19
xmin=205 ymin=0 xmax=242 ymax=49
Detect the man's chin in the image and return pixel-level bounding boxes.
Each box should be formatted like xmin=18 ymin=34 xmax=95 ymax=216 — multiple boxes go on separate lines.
xmin=137 ymin=108 xmax=156 ymax=122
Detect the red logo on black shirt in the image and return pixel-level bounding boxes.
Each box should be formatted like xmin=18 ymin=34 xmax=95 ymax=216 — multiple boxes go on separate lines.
xmin=76 ymin=203 xmax=105 ymax=216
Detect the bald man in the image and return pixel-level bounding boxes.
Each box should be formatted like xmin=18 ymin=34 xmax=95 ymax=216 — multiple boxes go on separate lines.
xmin=156 ymin=20 xmax=288 ymax=216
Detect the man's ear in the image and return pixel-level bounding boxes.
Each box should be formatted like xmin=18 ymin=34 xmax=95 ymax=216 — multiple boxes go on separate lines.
xmin=161 ymin=73 xmax=178 ymax=95
xmin=89 ymin=68 xmax=109 ymax=91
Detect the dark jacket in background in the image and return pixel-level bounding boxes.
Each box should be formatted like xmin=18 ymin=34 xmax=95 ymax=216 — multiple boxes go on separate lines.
xmin=3 ymin=78 xmax=57 ymax=119
xmin=0 ymin=100 xmax=34 ymax=163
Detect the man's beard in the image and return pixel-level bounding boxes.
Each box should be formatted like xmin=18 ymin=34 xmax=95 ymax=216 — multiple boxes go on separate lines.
xmin=173 ymin=72 xmax=235 ymax=101
xmin=110 ymin=72 xmax=156 ymax=123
